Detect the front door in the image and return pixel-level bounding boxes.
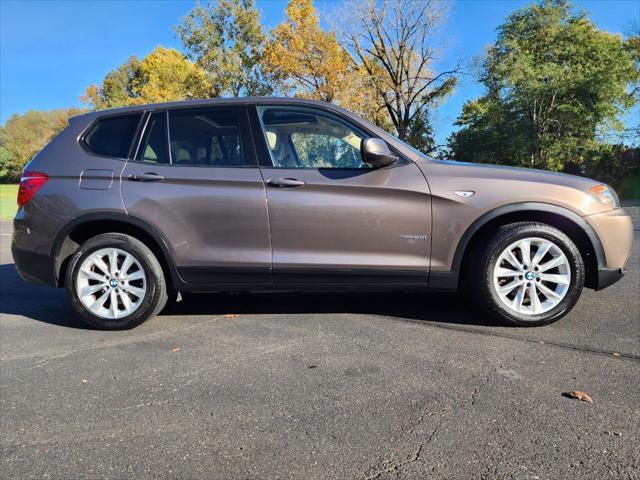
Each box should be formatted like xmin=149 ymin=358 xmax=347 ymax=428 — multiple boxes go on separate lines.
xmin=251 ymin=105 xmax=432 ymax=284
xmin=122 ymin=106 xmax=271 ymax=285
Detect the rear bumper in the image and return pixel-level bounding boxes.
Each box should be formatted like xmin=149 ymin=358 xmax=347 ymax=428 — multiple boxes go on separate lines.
xmin=11 ymin=244 xmax=57 ymax=287
xmin=595 ymin=267 xmax=625 ymax=291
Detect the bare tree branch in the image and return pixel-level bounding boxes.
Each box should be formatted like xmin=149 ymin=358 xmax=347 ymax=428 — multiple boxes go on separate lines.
xmin=336 ymin=0 xmax=462 ymax=139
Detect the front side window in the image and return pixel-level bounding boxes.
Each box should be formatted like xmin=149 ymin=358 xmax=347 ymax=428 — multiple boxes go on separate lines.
xmin=168 ymin=107 xmax=245 ymax=166
xmin=258 ymin=107 xmax=367 ymax=169
xmin=136 ymin=112 xmax=169 ymax=164
xmin=83 ymin=113 xmax=141 ymax=158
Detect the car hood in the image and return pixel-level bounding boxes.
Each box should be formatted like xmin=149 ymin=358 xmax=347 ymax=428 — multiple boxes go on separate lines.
xmin=413 ymin=158 xmax=613 ymax=217
xmin=428 ymin=159 xmax=602 ymax=190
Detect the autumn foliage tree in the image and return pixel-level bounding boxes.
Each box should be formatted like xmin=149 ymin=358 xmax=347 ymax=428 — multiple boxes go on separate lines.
xmin=82 ymin=47 xmax=210 ymax=109
xmin=264 ymin=0 xmax=391 ymax=130
xmin=264 ymin=0 xmax=352 ymax=102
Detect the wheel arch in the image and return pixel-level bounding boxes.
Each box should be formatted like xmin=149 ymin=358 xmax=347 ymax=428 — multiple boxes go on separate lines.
xmin=455 ymin=203 xmax=605 ymax=290
xmin=52 ymin=212 xmax=181 ymax=289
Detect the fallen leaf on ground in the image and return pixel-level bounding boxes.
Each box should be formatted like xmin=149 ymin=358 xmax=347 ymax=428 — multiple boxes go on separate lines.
xmin=223 ymin=314 xmax=238 ymax=318
xmin=563 ymin=390 xmax=593 ymax=403
xmin=170 ymin=347 xmax=180 ymax=353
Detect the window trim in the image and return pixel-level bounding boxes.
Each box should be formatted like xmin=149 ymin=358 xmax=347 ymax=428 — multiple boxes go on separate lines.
xmin=249 ymin=104 xmax=408 ymax=171
xmin=78 ymin=112 xmax=145 ymax=161
xmin=133 ymin=110 xmax=171 ymax=165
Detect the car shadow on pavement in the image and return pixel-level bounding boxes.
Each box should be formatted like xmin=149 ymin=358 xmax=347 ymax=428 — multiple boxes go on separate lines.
xmin=0 ymin=264 xmax=89 ymax=329
xmin=164 ymin=290 xmax=502 ymax=327
xmin=0 ymin=263 xmax=501 ymax=329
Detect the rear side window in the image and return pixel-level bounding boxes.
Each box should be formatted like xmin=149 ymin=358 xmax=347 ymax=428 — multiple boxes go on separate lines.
xmin=168 ymin=107 xmax=245 ymax=166
xmin=83 ymin=114 xmax=141 ymax=158
xmin=137 ymin=112 xmax=169 ymax=164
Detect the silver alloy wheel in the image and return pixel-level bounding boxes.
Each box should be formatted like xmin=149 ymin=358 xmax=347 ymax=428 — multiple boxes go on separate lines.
xmin=493 ymin=237 xmax=571 ymax=316
xmin=75 ymin=247 xmax=147 ymax=320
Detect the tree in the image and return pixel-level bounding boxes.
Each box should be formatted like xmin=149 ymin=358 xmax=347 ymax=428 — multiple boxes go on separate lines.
xmin=449 ymin=0 xmax=638 ymax=171
xmin=175 ymin=0 xmax=275 ymax=97
xmin=338 ymin=0 xmax=460 ymax=141
xmin=136 ymin=47 xmax=211 ymax=103
xmin=0 ymin=108 xmax=83 ymax=181
xmin=405 ymin=111 xmax=436 ymax=155
xmin=82 ymin=56 xmax=142 ymax=109
xmin=82 ymin=47 xmax=210 ymax=109
xmin=264 ymin=0 xmax=352 ymax=102
xmin=264 ymin=0 xmax=393 ymax=132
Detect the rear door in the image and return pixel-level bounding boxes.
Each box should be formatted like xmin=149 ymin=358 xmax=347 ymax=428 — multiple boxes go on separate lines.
xmin=121 ymin=105 xmax=271 ymax=285
xmin=250 ymin=104 xmax=432 ymax=284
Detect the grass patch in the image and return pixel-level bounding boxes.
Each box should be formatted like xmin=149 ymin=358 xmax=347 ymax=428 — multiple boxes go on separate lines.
xmin=0 ymin=184 xmax=18 ymax=221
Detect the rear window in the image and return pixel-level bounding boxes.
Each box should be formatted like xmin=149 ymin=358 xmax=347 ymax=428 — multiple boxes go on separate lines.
xmin=168 ymin=107 xmax=245 ymax=166
xmin=83 ymin=114 xmax=142 ymax=158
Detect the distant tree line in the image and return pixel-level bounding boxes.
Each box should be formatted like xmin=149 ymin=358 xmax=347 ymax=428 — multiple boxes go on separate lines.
xmin=1 ymin=0 xmax=638 ymax=196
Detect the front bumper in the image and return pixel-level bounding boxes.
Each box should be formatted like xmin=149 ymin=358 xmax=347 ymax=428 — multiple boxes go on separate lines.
xmin=585 ymin=206 xmax=634 ymax=273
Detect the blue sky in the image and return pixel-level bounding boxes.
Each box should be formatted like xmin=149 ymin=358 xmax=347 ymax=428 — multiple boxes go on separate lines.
xmin=1 ymin=0 xmax=638 ymax=145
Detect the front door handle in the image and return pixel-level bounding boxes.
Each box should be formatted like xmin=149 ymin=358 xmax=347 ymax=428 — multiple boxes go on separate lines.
xmin=267 ymin=177 xmax=306 ymax=188
xmin=128 ymin=173 xmax=165 ymax=182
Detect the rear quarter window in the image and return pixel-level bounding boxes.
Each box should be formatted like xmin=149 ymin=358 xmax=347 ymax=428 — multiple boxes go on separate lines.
xmin=83 ymin=114 xmax=142 ymax=158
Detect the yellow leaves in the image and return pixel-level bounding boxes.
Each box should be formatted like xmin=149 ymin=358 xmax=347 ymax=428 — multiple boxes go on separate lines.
xmin=81 ymin=46 xmax=211 ymax=110
xmin=80 ymin=84 xmax=101 ymax=108
xmin=137 ymin=47 xmax=211 ymax=103
xmin=264 ymin=0 xmax=354 ymax=103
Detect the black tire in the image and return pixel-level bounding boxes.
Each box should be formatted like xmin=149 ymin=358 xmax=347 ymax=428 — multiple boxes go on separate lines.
xmin=472 ymin=222 xmax=584 ymax=327
xmin=65 ymin=233 xmax=168 ymax=330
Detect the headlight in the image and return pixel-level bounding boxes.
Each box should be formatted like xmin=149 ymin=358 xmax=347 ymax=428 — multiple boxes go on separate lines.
xmin=589 ymin=184 xmax=619 ymax=209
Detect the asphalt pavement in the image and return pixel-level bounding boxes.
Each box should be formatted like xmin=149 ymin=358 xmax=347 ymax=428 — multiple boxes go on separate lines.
xmin=1 ymin=211 xmax=638 ymax=480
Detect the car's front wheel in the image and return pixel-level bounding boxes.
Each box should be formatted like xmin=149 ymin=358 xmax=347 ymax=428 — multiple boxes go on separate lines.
xmin=473 ymin=222 xmax=584 ymax=326
xmin=66 ymin=233 xmax=168 ymax=330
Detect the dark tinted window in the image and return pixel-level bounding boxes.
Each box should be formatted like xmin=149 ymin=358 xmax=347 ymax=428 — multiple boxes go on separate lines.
xmin=84 ymin=114 xmax=141 ymax=158
xmin=137 ymin=112 xmax=169 ymax=164
xmin=168 ymin=107 xmax=245 ymax=166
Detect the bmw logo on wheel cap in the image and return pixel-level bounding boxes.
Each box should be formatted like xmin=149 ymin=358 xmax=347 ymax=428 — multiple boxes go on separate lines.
xmin=525 ymin=271 xmax=535 ymax=281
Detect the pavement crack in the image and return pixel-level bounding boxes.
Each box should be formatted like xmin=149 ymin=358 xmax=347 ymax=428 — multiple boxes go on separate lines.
xmin=363 ymin=428 xmax=437 ymax=480
xmin=470 ymin=359 xmax=503 ymax=407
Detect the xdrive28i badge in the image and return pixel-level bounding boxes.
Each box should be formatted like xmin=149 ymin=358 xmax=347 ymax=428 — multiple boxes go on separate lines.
xmin=397 ymin=234 xmax=428 ymax=240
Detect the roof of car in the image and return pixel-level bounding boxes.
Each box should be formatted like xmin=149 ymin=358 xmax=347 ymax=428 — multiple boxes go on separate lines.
xmin=73 ymin=97 xmax=346 ymax=121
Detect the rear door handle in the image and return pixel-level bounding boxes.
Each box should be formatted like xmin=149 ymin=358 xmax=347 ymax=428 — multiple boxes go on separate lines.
xmin=128 ymin=173 xmax=165 ymax=182
xmin=267 ymin=178 xmax=306 ymax=188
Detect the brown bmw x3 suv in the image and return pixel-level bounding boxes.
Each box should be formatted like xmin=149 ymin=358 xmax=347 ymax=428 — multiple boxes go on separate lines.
xmin=11 ymin=98 xmax=634 ymax=329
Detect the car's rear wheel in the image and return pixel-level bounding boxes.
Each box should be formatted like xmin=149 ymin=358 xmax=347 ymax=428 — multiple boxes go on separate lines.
xmin=473 ymin=222 xmax=584 ymax=326
xmin=66 ymin=233 xmax=168 ymax=330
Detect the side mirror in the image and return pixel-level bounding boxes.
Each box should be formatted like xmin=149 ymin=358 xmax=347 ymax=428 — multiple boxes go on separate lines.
xmin=361 ymin=138 xmax=398 ymax=168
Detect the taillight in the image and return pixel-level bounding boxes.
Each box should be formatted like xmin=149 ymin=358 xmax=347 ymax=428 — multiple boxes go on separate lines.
xmin=17 ymin=171 xmax=48 ymax=207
